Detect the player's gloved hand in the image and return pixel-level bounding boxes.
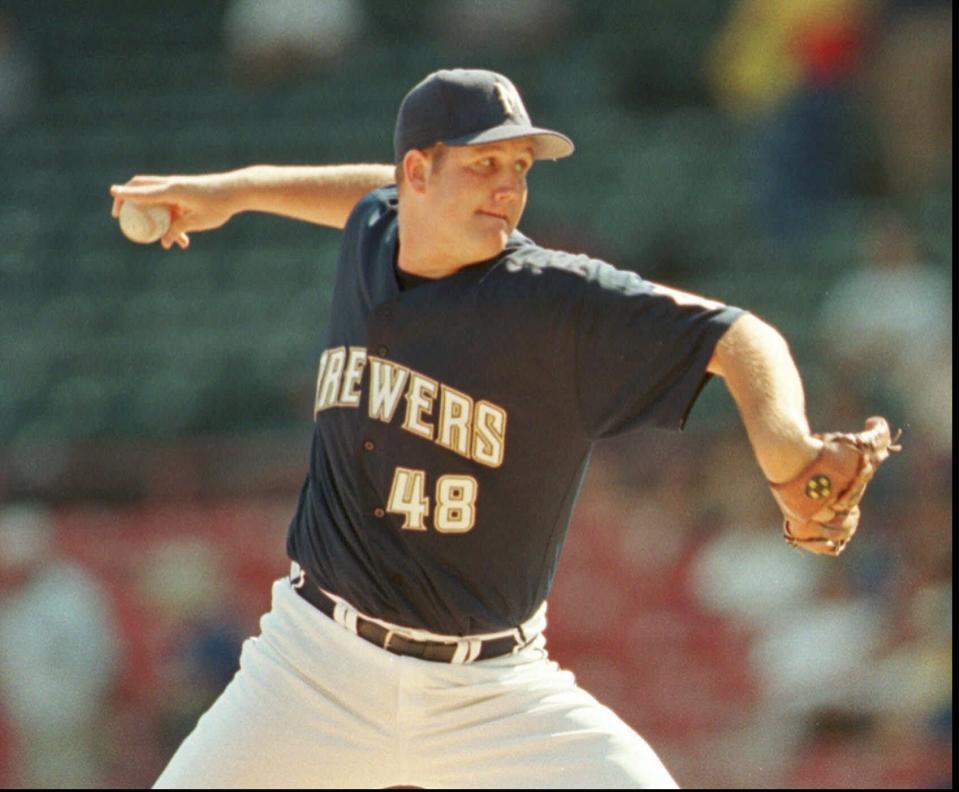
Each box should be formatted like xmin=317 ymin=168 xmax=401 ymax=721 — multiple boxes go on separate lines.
xmin=110 ymin=174 xmax=240 ymax=250
xmin=768 ymin=417 xmax=902 ymax=556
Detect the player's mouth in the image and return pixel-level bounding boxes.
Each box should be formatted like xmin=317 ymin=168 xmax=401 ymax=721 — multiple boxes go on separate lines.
xmin=476 ymin=210 xmax=511 ymax=226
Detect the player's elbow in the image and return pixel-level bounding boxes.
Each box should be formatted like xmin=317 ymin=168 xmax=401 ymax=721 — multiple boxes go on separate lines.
xmin=708 ymin=312 xmax=789 ymax=378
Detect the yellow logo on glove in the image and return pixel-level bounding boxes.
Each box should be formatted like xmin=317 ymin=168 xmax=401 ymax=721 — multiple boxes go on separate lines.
xmin=805 ymin=475 xmax=832 ymax=500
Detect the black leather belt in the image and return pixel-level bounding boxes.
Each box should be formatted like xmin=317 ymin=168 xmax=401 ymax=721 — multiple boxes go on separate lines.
xmin=294 ymin=577 xmax=524 ymax=663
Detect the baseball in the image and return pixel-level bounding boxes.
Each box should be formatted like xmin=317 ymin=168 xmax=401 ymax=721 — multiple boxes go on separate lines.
xmin=118 ymin=201 xmax=171 ymax=244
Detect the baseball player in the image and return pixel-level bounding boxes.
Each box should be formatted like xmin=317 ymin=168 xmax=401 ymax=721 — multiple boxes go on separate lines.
xmin=110 ymin=69 xmax=899 ymax=789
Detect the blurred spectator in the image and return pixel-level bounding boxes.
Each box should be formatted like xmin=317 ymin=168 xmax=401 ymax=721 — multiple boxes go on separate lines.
xmin=223 ymin=0 xmax=364 ymax=89
xmin=818 ymin=209 xmax=951 ymax=454
xmin=432 ymin=0 xmax=573 ymax=55
xmin=866 ymin=0 xmax=952 ymax=199
xmin=787 ymin=574 xmax=952 ymax=786
xmin=748 ymin=571 xmax=887 ymax=715
xmin=708 ymin=0 xmax=874 ymax=242
xmin=0 ymin=11 xmax=38 ymax=128
xmin=690 ymin=517 xmax=826 ymax=629
xmin=0 ymin=502 xmax=119 ymax=788
xmin=852 ymin=578 xmax=951 ymax=724
xmin=137 ymin=536 xmax=245 ymax=757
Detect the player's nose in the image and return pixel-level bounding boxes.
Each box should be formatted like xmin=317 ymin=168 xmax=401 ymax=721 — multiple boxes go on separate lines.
xmin=493 ymin=174 xmax=524 ymax=202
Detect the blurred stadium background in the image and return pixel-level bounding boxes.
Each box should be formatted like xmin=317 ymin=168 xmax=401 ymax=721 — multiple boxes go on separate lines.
xmin=0 ymin=0 xmax=951 ymax=787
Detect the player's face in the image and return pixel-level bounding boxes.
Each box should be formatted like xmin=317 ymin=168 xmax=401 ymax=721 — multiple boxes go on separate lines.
xmin=424 ymin=139 xmax=534 ymax=264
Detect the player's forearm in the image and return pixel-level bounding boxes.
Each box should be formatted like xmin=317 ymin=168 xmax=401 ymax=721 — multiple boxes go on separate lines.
xmin=709 ymin=313 xmax=822 ymax=483
xmin=229 ymin=164 xmax=395 ymax=228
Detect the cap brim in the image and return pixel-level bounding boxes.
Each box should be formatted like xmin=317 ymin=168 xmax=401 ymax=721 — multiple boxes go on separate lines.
xmin=443 ymin=124 xmax=574 ymax=160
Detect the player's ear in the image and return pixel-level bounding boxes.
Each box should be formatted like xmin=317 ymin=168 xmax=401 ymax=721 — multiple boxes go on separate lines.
xmin=402 ymin=150 xmax=430 ymax=194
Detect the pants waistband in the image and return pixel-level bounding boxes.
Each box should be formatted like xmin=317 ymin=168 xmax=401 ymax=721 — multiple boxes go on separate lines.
xmin=291 ymin=568 xmax=533 ymax=664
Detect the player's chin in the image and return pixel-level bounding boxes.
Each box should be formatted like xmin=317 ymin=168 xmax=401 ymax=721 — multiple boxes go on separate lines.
xmin=477 ymin=239 xmax=508 ymax=263
xmin=472 ymin=228 xmax=511 ymax=259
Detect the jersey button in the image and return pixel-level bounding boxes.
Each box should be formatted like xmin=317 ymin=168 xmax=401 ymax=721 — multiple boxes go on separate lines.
xmin=377 ymin=345 xmax=388 ymax=356
xmin=363 ymin=440 xmax=375 ymax=451
xmin=374 ymin=508 xmax=385 ymax=518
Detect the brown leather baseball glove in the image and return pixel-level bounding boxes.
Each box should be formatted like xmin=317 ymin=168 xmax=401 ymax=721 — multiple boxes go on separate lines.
xmin=769 ymin=417 xmax=902 ymax=556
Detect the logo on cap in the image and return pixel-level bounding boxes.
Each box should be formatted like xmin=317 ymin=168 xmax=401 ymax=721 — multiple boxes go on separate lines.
xmin=495 ymin=81 xmax=521 ymax=119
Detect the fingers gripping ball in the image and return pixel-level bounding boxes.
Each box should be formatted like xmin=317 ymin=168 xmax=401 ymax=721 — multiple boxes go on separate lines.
xmin=769 ymin=417 xmax=902 ymax=556
xmin=118 ymin=201 xmax=171 ymax=244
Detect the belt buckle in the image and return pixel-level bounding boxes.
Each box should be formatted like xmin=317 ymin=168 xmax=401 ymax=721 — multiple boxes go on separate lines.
xmin=382 ymin=630 xmax=395 ymax=652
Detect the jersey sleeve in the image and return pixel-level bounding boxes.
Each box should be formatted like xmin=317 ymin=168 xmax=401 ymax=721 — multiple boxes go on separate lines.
xmin=572 ymin=262 xmax=743 ymax=438
xmin=341 ymin=185 xmax=397 ymax=235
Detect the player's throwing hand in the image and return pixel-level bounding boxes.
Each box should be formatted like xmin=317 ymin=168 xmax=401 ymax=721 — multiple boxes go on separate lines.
xmin=110 ymin=173 xmax=240 ymax=250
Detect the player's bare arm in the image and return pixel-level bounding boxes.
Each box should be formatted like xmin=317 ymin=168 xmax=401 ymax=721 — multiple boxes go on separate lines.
xmin=110 ymin=164 xmax=394 ymax=249
xmin=706 ymin=312 xmax=823 ymax=483
xmin=707 ymin=312 xmax=900 ymax=556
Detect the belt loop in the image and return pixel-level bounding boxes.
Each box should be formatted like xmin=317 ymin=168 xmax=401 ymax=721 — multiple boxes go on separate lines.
xmin=344 ymin=610 xmax=359 ymax=634
xmin=450 ymin=641 xmax=469 ymax=665
xmin=512 ymin=627 xmax=525 ymax=649
xmin=466 ymin=639 xmax=482 ymax=664
xmin=290 ymin=562 xmax=305 ymax=590
xmin=452 ymin=639 xmax=482 ymax=665
xmin=333 ymin=601 xmax=349 ymax=629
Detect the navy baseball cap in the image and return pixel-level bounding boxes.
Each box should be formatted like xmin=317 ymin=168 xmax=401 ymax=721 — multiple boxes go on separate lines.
xmin=393 ymin=69 xmax=575 ymax=163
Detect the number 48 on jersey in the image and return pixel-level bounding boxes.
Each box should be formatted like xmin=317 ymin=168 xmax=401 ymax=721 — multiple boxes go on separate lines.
xmin=386 ymin=467 xmax=479 ymax=534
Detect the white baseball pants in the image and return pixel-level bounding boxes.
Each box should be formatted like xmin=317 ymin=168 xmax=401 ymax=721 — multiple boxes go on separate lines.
xmin=154 ymin=576 xmax=677 ymax=789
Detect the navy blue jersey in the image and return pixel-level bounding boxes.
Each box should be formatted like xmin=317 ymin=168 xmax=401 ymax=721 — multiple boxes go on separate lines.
xmin=287 ymin=186 xmax=744 ymax=635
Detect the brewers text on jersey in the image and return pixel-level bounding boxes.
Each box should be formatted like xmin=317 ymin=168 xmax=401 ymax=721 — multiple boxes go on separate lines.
xmin=314 ymin=346 xmax=508 ymax=469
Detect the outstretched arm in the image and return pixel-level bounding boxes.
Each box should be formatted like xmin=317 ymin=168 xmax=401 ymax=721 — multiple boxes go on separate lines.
xmin=707 ymin=312 xmax=823 ymax=483
xmin=110 ymin=164 xmax=395 ymax=249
